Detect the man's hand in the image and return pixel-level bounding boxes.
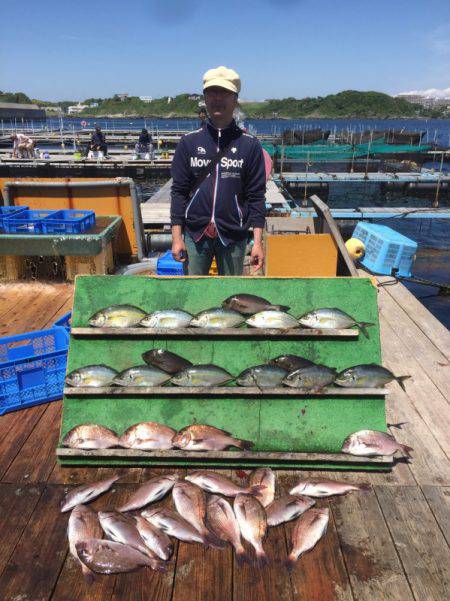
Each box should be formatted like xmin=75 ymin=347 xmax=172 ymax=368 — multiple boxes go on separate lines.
xmin=250 ymin=242 xmax=264 ymax=272
xmin=171 ymin=226 xmax=187 ymax=262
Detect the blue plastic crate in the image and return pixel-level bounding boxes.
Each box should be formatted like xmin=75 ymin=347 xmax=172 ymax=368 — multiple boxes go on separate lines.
xmin=41 ymin=209 xmax=96 ymax=234
xmin=0 ymin=206 xmax=29 ymax=231
xmin=0 ymin=326 xmax=69 ymax=415
xmin=157 ymin=250 xmax=184 ymax=275
xmin=353 ymin=222 xmax=417 ymax=277
xmin=3 ymin=209 xmax=58 ymax=234
xmin=53 ymin=311 xmax=72 ymax=332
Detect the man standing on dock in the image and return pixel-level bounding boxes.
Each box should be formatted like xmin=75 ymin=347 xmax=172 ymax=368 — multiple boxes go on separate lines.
xmin=170 ymin=66 xmax=266 ymax=275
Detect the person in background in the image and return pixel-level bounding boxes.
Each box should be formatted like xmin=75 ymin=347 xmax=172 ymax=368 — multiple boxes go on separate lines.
xmin=170 ymin=66 xmax=266 ymax=275
xmin=87 ymin=125 xmax=108 ymax=157
xmin=10 ymin=133 xmax=35 ymax=158
xmin=198 ymin=108 xmax=208 ymax=127
xmin=135 ymin=128 xmax=154 ymax=158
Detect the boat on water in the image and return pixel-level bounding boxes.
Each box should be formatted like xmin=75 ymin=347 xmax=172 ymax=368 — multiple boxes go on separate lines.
xmin=386 ymin=129 xmax=426 ymax=145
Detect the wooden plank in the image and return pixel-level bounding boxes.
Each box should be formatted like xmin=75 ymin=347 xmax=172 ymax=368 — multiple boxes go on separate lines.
xmin=375 ymin=486 xmax=450 ymax=601
xmin=3 ymin=401 xmax=62 ymax=484
xmin=421 ymin=486 xmax=450 ymax=546
xmin=0 ymin=485 xmax=70 ymax=600
xmin=277 ymin=470 xmax=354 ymax=601
xmin=310 ymin=195 xmax=358 ymax=277
xmin=379 ymin=277 xmax=450 ymax=360
xmin=0 ymin=483 xmax=43 ymax=575
xmin=378 ymin=281 xmax=450 ymax=399
xmin=63 ymin=386 xmax=388 ymax=397
xmin=379 ymin=314 xmax=450 ymax=460
xmin=332 ymin=488 xmax=414 ymax=600
xmin=71 ymin=327 xmax=358 ymax=338
xmin=56 ymin=448 xmax=393 ymax=466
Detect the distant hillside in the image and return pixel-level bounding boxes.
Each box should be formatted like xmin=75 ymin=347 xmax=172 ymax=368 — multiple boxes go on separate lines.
xmin=0 ymin=90 xmax=447 ymax=118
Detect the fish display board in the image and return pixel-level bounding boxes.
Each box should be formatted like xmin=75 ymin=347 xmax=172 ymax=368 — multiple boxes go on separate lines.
xmin=59 ymin=275 xmax=388 ymax=469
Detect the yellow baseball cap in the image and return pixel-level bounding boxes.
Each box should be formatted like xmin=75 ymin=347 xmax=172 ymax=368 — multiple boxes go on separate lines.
xmin=203 ymin=66 xmax=241 ymax=95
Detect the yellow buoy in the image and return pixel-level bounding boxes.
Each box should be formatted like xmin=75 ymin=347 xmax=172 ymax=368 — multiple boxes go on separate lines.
xmin=345 ymin=237 xmax=365 ymax=260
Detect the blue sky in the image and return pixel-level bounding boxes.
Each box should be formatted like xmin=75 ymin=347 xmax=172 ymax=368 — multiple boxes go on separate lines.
xmin=1 ymin=0 xmax=450 ymax=101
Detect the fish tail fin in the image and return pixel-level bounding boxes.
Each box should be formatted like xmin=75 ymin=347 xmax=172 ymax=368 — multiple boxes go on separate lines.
xmin=400 ymin=443 xmax=413 ymax=457
xmin=234 ymin=438 xmax=254 ymax=451
xmin=357 ymin=483 xmax=371 ymax=492
xmin=272 ymin=304 xmax=290 ymax=312
xmin=387 ymin=421 xmax=408 ymax=430
xmin=358 ymin=321 xmax=374 ymax=338
xmin=255 ymin=549 xmax=269 ymax=569
xmin=396 ymin=375 xmax=411 ymax=392
xmin=284 ymin=556 xmax=296 ymax=572
xmin=81 ymin=564 xmax=96 ymax=585
xmin=235 ymin=547 xmax=251 ymax=567
xmin=205 ymin=530 xmax=227 ymax=549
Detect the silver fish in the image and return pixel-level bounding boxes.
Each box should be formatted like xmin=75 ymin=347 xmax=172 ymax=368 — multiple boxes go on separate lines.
xmin=266 ymin=494 xmax=315 ymax=526
xmin=76 ymin=538 xmax=156 ymax=574
xmin=269 ymin=354 xmax=316 ymax=372
xmin=236 ymin=364 xmax=287 ymax=387
xmin=62 ymin=423 xmax=119 ymax=449
xmin=140 ymin=309 xmax=193 ymax=329
xmin=335 ymin=363 xmax=410 ymax=391
xmin=246 ymin=310 xmax=299 ymax=329
xmin=116 ymin=474 xmax=178 ymax=512
xmin=222 ymin=293 xmax=290 ymax=315
xmin=98 ymin=511 xmax=150 ymax=558
xmin=282 ymin=364 xmax=337 ymax=391
xmin=113 ymin=365 xmax=171 ymax=387
xmin=342 ymin=429 xmax=413 ymax=457
xmin=185 ymin=470 xmax=264 ymax=497
xmin=190 ymin=308 xmax=245 ymax=329
xmin=142 ymin=348 xmax=192 ymax=374
xmin=172 ymin=481 xmax=225 ymax=548
xmin=207 ymin=495 xmax=249 ymax=565
xmin=68 ymin=505 xmax=103 ymax=583
xmin=170 ymin=364 xmax=233 ymax=387
xmin=249 ymin=468 xmax=275 ymax=507
xmin=61 ymin=475 xmax=120 ymax=513
xmin=142 ymin=507 xmax=206 ymax=545
xmin=172 ymin=424 xmax=254 ymax=451
xmin=290 ymin=477 xmax=370 ymax=498
xmin=65 ymin=365 xmax=118 ymax=387
xmin=285 ymin=508 xmax=329 ymax=571
xmin=298 ymin=308 xmax=374 ymax=338
xmin=234 ymin=493 xmax=268 ymax=567
xmin=89 ymin=304 xmax=147 ymax=328
xmin=119 ymin=422 xmax=176 ymax=450
xmin=134 ymin=516 xmax=173 ymax=560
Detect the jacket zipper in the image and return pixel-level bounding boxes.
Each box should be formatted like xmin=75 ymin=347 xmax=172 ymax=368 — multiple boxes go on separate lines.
xmin=211 ymin=129 xmax=225 ymax=244
xmin=234 ymin=194 xmax=243 ymax=227
xmin=185 ymin=188 xmax=200 ymax=219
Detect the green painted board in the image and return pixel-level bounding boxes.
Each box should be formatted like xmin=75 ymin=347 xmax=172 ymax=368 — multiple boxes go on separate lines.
xmin=60 ymin=275 xmax=386 ymax=468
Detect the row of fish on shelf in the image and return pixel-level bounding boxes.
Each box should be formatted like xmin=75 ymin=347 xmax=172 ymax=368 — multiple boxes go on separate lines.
xmin=87 ymin=293 xmax=373 ymax=335
xmin=62 ymin=422 xmax=413 ymax=457
xmin=66 ymin=348 xmax=409 ymax=391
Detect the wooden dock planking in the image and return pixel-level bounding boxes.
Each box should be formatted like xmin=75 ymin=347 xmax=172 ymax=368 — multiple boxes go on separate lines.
xmin=0 ymin=281 xmax=448 ymax=599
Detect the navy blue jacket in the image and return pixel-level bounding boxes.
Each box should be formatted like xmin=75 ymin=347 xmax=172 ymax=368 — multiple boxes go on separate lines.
xmin=170 ymin=120 xmax=266 ymax=245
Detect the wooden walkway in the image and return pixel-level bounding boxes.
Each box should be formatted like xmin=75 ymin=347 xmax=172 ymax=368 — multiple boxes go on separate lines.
xmin=0 ymin=280 xmax=448 ymax=600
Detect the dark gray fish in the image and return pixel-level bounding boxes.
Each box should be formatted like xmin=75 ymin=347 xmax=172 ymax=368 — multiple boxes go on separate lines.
xmin=222 ymin=293 xmax=290 ymax=315
xmin=170 ymin=364 xmax=234 ymax=387
xmin=89 ymin=305 xmax=147 ymax=328
xmin=282 ymin=364 xmax=337 ymax=391
xmin=269 ymin=354 xmax=316 ymax=372
xmin=142 ymin=348 xmax=193 ymax=374
xmin=65 ymin=365 xmax=118 ymax=388
xmin=335 ymin=363 xmax=411 ymax=391
xmin=112 ymin=365 xmax=171 ymax=387
xmin=298 ymin=308 xmax=374 ymax=338
xmin=236 ymin=364 xmax=287 ymax=387
xmin=76 ymin=538 xmax=157 ymax=574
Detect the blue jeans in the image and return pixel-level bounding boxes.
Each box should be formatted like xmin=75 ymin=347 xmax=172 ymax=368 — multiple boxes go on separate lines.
xmin=184 ymin=235 xmax=247 ymax=275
